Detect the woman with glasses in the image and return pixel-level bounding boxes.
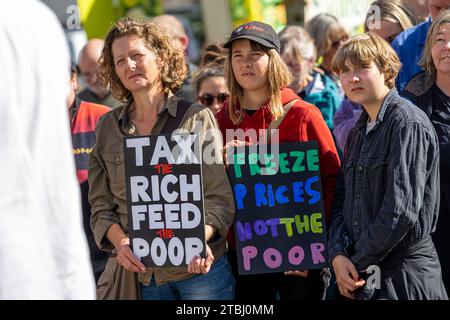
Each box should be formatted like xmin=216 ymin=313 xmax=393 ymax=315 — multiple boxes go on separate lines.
xmin=306 ymin=13 xmax=349 ymax=89
xmin=193 ymin=64 xmax=229 ymax=114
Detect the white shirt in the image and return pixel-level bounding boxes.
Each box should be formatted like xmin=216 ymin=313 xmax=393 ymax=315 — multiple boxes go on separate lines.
xmin=0 ymin=1 xmax=95 ymax=299
xmin=366 ymin=118 xmax=377 ymax=135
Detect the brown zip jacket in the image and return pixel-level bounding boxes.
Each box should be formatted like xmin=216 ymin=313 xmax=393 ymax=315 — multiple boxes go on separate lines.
xmin=88 ymin=94 xmax=235 ymax=299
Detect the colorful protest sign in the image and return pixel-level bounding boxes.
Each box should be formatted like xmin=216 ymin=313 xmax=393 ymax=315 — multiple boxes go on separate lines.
xmin=228 ymin=141 xmax=327 ymax=275
xmin=123 ymin=133 xmax=206 ymax=267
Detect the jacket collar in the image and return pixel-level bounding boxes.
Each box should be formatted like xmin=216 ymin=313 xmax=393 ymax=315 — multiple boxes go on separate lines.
xmin=355 ymin=87 xmax=398 ymax=132
xmin=158 ymin=91 xmax=177 ymax=117
xmin=404 ymin=71 xmax=435 ymax=97
xmin=117 ymin=92 xmax=175 ymax=134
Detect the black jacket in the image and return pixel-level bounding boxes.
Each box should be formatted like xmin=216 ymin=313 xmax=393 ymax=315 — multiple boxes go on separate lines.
xmin=404 ymin=72 xmax=450 ymax=292
xmin=328 ymin=88 xmax=447 ymax=299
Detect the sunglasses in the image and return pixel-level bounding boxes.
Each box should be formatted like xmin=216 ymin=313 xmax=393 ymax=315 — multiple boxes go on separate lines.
xmin=199 ymin=93 xmax=229 ymax=107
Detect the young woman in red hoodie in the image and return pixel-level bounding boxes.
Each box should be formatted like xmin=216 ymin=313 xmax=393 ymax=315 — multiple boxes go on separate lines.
xmin=216 ymin=21 xmax=340 ymax=300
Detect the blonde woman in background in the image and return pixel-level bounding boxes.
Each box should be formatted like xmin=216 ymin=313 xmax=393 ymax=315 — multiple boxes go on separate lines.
xmin=365 ymin=0 xmax=418 ymax=42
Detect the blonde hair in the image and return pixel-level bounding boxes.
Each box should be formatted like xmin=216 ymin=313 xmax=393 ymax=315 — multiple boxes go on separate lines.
xmin=419 ymin=9 xmax=450 ymax=76
xmin=332 ymin=32 xmax=402 ymax=89
xmin=98 ymin=17 xmax=186 ymax=101
xmin=365 ymin=0 xmax=417 ymax=33
xmin=224 ymin=40 xmax=293 ymax=125
xmin=306 ymin=13 xmax=348 ymax=59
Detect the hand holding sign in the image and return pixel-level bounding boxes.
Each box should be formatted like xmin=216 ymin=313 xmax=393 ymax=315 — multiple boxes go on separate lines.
xmin=223 ymin=140 xmax=248 ymax=166
xmin=123 ymin=134 xmax=207 ymax=268
xmin=187 ymin=244 xmax=214 ymax=274
xmin=107 ymin=224 xmax=146 ymax=273
xmin=228 ymin=141 xmax=328 ymax=275
xmin=117 ymin=237 xmax=147 ymax=273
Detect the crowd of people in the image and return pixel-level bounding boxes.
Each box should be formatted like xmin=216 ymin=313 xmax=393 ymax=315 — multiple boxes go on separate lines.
xmin=1 ymin=0 xmax=449 ymax=300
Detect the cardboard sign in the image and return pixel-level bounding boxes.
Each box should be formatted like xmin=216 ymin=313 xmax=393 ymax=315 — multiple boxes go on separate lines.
xmin=228 ymin=141 xmax=328 ymax=275
xmin=123 ymin=133 xmax=206 ymax=267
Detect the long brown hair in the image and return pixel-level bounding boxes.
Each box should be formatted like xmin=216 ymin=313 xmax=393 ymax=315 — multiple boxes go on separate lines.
xmin=224 ymin=40 xmax=293 ymax=125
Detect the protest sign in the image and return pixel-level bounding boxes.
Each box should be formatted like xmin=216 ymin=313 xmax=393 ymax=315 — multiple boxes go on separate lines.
xmin=228 ymin=141 xmax=327 ymax=275
xmin=123 ymin=133 xmax=206 ymax=267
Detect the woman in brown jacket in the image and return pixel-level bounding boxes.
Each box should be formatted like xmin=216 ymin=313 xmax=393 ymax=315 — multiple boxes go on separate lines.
xmin=88 ymin=17 xmax=235 ymax=300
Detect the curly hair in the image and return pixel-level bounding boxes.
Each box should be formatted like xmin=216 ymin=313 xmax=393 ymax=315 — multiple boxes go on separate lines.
xmin=97 ymin=17 xmax=187 ymax=101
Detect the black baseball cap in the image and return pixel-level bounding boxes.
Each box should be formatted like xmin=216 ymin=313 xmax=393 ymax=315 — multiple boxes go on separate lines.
xmin=223 ymin=21 xmax=280 ymax=53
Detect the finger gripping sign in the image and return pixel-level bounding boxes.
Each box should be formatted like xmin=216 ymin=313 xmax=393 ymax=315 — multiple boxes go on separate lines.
xmin=123 ymin=133 xmax=206 ymax=267
xmin=229 ymin=141 xmax=328 ymax=275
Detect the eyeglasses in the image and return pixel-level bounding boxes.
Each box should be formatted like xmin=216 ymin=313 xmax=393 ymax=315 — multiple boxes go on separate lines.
xmin=199 ymin=93 xmax=229 ymax=107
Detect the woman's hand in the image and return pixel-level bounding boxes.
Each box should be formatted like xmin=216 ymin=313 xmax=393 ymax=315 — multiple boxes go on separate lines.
xmin=284 ymin=270 xmax=309 ymax=277
xmin=107 ymin=224 xmax=146 ymax=273
xmin=223 ymin=140 xmax=248 ymax=166
xmin=331 ymin=255 xmax=365 ymax=299
xmin=187 ymin=245 xmax=214 ymax=274
xmin=116 ymin=237 xmax=147 ymax=273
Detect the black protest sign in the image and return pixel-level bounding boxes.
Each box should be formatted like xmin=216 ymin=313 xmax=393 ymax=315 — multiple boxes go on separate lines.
xmin=228 ymin=141 xmax=327 ymax=275
xmin=123 ymin=133 xmax=206 ymax=267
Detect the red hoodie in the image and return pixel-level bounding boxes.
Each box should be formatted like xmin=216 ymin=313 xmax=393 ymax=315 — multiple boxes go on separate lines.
xmin=216 ymin=88 xmax=340 ymax=247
